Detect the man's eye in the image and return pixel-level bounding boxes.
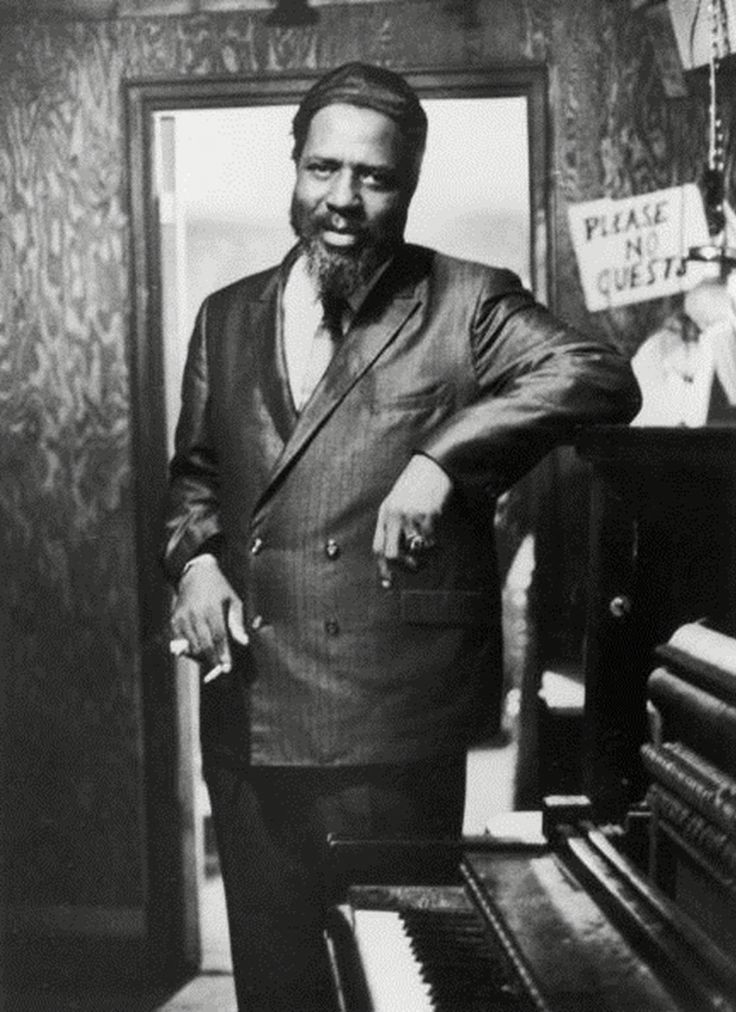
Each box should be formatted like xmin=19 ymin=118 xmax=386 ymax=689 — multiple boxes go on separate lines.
xmin=361 ymin=171 xmax=393 ymax=190
xmin=307 ymin=162 xmax=333 ymax=179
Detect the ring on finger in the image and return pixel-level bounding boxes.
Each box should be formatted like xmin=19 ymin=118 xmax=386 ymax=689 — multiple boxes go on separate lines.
xmin=169 ymin=637 xmax=190 ymax=657
xmin=407 ymin=533 xmax=427 ymax=554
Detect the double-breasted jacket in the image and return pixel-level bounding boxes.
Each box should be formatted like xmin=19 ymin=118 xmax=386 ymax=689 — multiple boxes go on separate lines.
xmin=163 ymin=244 xmax=640 ymax=767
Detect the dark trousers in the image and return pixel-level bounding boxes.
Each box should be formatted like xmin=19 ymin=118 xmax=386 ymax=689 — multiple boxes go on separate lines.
xmin=205 ymin=754 xmax=466 ymax=1012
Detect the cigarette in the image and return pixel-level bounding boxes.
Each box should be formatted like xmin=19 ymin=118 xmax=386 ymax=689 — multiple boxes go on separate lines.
xmin=203 ymin=663 xmax=225 ymax=684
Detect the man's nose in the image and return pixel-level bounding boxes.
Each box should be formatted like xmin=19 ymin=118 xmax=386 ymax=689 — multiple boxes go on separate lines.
xmin=326 ymin=169 xmax=361 ymax=212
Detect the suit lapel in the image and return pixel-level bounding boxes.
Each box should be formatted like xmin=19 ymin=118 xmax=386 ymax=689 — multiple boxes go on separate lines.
xmin=231 ymin=254 xmax=298 ymax=460
xmin=252 ymin=247 xmax=430 ymax=515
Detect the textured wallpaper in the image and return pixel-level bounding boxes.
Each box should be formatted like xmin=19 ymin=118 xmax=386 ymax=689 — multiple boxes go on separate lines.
xmin=0 ymin=0 xmax=717 ymax=916
xmin=0 ymin=21 xmax=143 ymax=909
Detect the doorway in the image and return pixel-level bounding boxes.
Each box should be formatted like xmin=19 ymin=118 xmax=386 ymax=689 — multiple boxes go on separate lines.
xmin=127 ymin=66 xmax=550 ymax=974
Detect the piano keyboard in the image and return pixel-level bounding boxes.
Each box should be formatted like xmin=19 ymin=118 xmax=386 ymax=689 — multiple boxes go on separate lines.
xmin=351 ymin=910 xmax=433 ymax=1011
xmin=339 ymin=901 xmax=535 ymax=1011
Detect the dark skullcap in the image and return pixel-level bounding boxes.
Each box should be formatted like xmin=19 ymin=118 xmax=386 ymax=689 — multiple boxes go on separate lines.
xmin=292 ymin=63 xmax=428 ymax=168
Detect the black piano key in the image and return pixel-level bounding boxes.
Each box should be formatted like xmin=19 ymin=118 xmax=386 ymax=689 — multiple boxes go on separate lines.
xmin=399 ymin=907 xmax=534 ymax=1011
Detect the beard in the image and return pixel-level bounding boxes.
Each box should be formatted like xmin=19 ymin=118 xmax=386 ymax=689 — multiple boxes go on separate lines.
xmin=290 ymin=193 xmax=403 ymax=300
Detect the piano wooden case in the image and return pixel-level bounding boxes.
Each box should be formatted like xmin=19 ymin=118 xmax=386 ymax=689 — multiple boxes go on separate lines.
xmin=325 ymin=623 xmax=736 ymax=1011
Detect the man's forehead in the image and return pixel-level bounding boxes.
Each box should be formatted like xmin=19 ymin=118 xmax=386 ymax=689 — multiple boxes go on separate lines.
xmin=300 ymin=103 xmax=404 ymax=160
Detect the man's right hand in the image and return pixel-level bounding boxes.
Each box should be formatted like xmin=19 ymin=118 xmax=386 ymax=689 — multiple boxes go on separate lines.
xmin=169 ymin=554 xmax=247 ymax=677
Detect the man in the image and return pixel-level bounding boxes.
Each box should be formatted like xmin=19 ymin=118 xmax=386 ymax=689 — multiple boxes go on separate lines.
xmin=163 ymin=63 xmax=640 ymax=1011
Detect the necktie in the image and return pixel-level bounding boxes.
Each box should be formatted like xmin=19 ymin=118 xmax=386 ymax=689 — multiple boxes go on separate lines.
xmin=296 ymin=295 xmax=345 ymax=409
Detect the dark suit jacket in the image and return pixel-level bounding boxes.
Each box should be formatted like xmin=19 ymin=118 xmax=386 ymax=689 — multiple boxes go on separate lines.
xmin=163 ymin=244 xmax=640 ymax=767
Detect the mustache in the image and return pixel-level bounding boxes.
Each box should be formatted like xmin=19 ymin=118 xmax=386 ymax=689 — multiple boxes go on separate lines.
xmin=309 ymin=212 xmax=367 ymax=235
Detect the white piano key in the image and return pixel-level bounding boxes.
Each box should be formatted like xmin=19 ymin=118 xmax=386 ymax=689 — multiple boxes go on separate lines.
xmin=352 ymin=909 xmax=435 ymax=1012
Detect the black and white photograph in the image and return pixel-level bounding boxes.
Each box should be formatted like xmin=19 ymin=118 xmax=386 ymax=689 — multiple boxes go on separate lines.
xmin=2 ymin=2 xmax=736 ymax=1010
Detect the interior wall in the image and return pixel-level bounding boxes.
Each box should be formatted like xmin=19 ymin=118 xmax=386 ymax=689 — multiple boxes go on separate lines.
xmin=0 ymin=0 xmax=714 ymax=974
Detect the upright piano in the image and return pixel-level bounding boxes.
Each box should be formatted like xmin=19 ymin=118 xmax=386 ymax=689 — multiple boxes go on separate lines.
xmin=324 ymin=622 xmax=736 ymax=1011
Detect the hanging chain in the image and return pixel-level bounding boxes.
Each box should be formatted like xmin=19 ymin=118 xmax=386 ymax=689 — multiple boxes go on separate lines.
xmin=688 ymin=0 xmax=736 ymax=261
xmin=701 ymin=0 xmax=730 ymax=237
xmin=708 ymin=0 xmax=728 ymax=172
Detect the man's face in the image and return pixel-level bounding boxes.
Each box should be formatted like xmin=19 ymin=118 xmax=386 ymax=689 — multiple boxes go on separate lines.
xmin=290 ymin=103 xmax=415 ymax=298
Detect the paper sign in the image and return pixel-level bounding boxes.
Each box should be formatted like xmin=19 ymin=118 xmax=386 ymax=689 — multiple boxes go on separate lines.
xmin=567 ymin=184 xmax=710 ymax=311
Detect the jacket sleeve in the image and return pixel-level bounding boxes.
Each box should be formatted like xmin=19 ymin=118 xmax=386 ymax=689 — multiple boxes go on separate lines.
xmin=418 ymin=270 xmax=642 ymax=497
xmin=161 ymin=299 xmax=224 ymax=585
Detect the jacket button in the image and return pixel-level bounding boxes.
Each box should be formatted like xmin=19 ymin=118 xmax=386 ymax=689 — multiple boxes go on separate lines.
xmin=250 ymin=537 xmax=264 ymax=555
xmin=251 ymin=615 xmax=264 ymax=630
xmin=325 ymin=539 xmax=340 ymax=560
xmin=324 ymin=619 xmax=340 ymax=636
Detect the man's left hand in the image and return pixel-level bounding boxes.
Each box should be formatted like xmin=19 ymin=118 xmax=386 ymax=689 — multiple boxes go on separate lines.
xmin=372 ymin=454 xmax=453 ymax=585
